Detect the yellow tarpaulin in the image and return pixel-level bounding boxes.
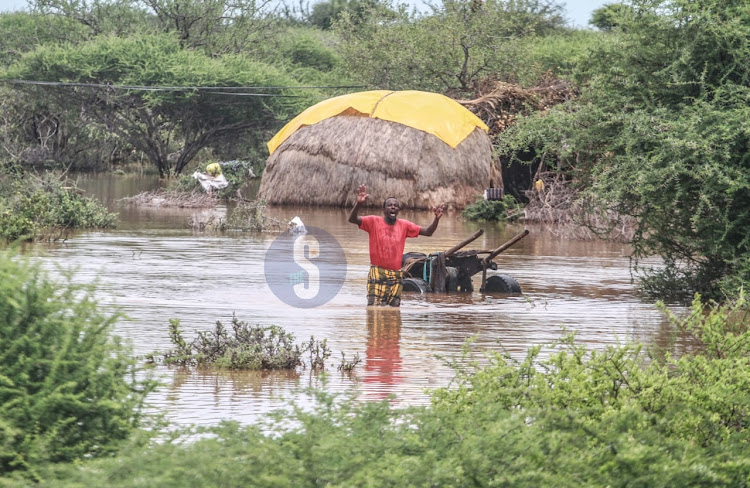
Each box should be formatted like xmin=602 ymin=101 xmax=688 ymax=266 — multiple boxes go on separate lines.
xmin=267 ymin=90 xmax=489 ymax=155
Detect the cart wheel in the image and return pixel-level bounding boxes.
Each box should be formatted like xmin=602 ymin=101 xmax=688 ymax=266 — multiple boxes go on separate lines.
xmin=484 ymin=274 xmax=522 ymax=294
xmin=402 ymin=277 xmax=432 ymax=294
xmin=445 ymin=267 xmax=459 ymax=292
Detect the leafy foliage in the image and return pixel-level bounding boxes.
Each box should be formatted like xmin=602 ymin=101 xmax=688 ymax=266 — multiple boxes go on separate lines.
xmin=0 ymin=168 xmax=116 ymax=241
xmin=0 ymin=12 xmax=89 ymax=66
xmin=501 ymin=0 xmax=750 ymax=300
xmin=462 ymin=194 xmax=522 ymax=221
xmin=0 ymin=250 xmax=151 ymax=475
xmin=4 ymin=34 xmax=314 ymax=177
xmin=155 ymin=316 xmax=332 ymax=370
xmin=309 ymin=0 xmax=376 ymax=30
xmin=588 ymin=3 xmax=636 ymax=31
xmin=335 ymin=0 xmax=565 ymax=93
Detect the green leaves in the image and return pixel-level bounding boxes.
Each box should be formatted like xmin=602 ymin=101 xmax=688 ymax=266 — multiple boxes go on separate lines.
xmin=3 ymin=33 xmax=315 ymax=176
xmin=0 ymin=169 xmax=116 ymax=242
xmin=334 ymin=0 xmax=565 ymax=92
xmin=0 ymin=250 xmax=152 ymax=475
xmin=500 ymin=0 xmax=750 ymax=300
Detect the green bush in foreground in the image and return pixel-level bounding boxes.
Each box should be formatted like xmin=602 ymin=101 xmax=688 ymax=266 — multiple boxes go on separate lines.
xmin=0 ymin=251 xmax=152 ymax=477
xmin=15 ymin=294 xmax=750 ymax=487
xmin=0 ymin=170 xmax=116 ymax=241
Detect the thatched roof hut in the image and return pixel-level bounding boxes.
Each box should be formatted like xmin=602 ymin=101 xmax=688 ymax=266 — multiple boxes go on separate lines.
xmin=259 ymin=91 xmax=492 ymax=209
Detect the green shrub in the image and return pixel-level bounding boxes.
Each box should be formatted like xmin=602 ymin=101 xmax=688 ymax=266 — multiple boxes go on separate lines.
xmin=462 ymin=194 xmax=522 ymax=221
xmin=0 ymin=170 xmax=116 ymax=241
xmin=156 ymin=316 xmax=331 ymax=370
xmin=0 ymin=251 xmax=152 ymax=476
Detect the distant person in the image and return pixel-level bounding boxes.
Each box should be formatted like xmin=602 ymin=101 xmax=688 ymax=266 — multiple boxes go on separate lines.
xmin=348 ymin=184 xmax=445 ymax=307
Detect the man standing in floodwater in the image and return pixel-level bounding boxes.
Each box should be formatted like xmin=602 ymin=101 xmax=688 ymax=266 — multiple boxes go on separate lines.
xmin=348 ymin=184 xmax=446 ymax=307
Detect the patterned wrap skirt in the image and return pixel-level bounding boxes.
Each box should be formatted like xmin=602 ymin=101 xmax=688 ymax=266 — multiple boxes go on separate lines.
xmin=367 ymin=265 xmax=404 ymax=307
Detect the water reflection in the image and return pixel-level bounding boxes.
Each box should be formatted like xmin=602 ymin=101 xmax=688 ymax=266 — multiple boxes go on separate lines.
xmin=364 ymin=308 xmax=404 ymax=400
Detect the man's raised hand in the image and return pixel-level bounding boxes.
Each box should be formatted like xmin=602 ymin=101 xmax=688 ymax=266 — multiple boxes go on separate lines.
xmin=356 ymin=184 xmax=370 ymax=205
xmin=432 ymin=203 xmax=447 ymax=219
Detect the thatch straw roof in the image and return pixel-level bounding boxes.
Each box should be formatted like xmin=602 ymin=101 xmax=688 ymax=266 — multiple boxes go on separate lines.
xmin=258 ymin=115 xmax=491 ymax=209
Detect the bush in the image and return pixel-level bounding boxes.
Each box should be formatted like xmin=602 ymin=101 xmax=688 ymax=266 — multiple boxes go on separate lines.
xmin=500 ymin=0 xmax=750 ymax=301
xmin=0 ymin=169 xmax=116 ymax=241
xmin=462 ymin=194 xmax=522 ymax=221
xmin=0 ymin=251 xmax=151 ymax=476
xmin=155 ymin=316 xmax=332 ymax=370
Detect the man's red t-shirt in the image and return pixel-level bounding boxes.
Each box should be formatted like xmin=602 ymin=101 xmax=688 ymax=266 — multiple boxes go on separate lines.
xmin=359 ymin=215 xmax=421 ymax=271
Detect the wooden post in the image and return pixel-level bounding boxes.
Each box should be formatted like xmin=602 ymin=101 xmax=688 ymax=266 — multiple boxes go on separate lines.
xmin=444 ymin=229 xmax=484 ymax=257
xmin=483 ymin=229 xmax=529 ymax=266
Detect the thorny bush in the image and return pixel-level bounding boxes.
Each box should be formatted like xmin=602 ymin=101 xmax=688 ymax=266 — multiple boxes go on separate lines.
xmin=156 ymin=316 xmax=332 ymax=370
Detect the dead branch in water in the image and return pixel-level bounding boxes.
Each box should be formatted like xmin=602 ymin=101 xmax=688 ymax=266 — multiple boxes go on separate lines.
xmin=120 ymin=189 xmax=217 ymax=208
xmin=522 ymin=172 xmax=636 ymax=242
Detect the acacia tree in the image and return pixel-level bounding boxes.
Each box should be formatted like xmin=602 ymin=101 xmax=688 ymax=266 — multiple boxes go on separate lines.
xmin=334 ymin=0 xmax=565 ymax=93
xmin=5 ymin=34 xmax=312 ymax=176
xmin=30 ymin=0 xmax=282 ymax=56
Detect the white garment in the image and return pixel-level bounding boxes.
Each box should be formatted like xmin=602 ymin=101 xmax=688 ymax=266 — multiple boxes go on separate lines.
xmin=192 ymin=172 xmax=229 ymax=191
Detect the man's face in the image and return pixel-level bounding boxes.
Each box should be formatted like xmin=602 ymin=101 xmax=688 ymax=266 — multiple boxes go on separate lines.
xmin=383 ymin=198 xmax=400 ymax=223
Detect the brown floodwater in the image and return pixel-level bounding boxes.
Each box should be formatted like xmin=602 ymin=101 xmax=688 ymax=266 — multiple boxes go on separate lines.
xmin=34 ymin=173 xmax=680 ymax=427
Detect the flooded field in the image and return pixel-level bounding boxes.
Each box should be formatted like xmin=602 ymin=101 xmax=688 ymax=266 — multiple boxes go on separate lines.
xmin=34 ymin=173 xmax=675 ymax=427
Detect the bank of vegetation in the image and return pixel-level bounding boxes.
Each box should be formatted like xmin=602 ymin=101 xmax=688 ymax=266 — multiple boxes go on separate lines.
xmin=1 ymin=247 xmax=749 ymax=485
xmin=0 ymin=166 xmax=116 ymax=241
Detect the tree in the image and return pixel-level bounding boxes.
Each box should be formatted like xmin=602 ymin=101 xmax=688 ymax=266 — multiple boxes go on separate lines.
xmin=335 ymin=0 xmax=566 ymax=93
xmin=309 ymin=0 xmax=375 ymax=30
xmin=589 ymin=3 xmax=634 ymax=31
xmin=4 ymin=34 xmax=314 ymax=176
xmin=502 ymin=0 xmax=750 ymax=299
xmin=30 ymin=0 xmax=152 ymax=37
xmin=30 ymin=0 xmax=282 ymax=56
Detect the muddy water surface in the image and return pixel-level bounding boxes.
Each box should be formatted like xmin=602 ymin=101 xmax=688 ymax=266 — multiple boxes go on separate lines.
xmin=36 ymin=174 xmax=676 ymax=426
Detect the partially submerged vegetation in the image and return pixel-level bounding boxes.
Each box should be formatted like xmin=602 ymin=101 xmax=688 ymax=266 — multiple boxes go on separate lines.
xmin=0 ymin=166 xmax=116 ymax=241
xmin=462 ymin=194 xmax=522 ymax=222
xmin=152 ymin=316 xmax=333 ymax=370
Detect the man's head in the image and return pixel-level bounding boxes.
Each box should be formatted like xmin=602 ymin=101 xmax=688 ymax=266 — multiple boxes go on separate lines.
xmin=383 ymin=197 xmax=400 ymax=224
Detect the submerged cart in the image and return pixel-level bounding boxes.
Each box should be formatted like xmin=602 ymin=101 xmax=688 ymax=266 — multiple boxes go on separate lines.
xmin=401 ymin=229 xmax=529 ymax=294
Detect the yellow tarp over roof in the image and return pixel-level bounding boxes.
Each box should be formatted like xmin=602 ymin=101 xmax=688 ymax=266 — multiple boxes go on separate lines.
xmin=267 ymin=90 xmax=489 ymax=155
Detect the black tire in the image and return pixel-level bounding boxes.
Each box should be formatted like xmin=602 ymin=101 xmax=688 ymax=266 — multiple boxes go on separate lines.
xmin=484 ymin=274 xmax=522 ymax=294
xmin=402 ymin=277 xmax=432 ymax=294
xmin=445 ymin=267 xmax=459 ymax=292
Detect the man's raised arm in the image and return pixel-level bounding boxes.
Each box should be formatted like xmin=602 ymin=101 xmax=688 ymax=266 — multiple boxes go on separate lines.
xmin=348 ymin=184 xmax=370 ymax=226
